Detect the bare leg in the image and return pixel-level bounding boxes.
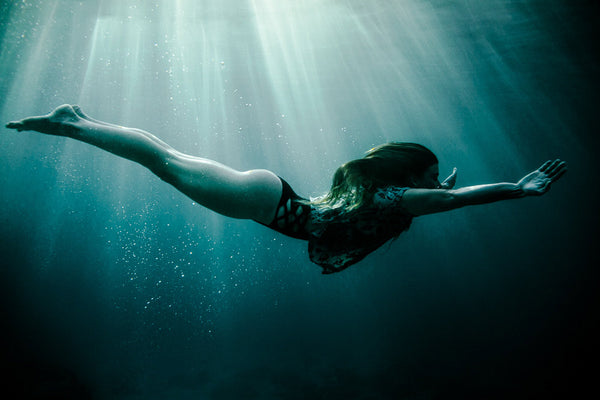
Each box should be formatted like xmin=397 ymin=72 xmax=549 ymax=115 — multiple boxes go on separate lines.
xmin=6 ymin=105 xmax=282 ymax=224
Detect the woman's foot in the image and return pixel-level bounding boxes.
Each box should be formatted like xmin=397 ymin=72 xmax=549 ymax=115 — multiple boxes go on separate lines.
xmin=5 ymin=104 xmax=81 ymax=135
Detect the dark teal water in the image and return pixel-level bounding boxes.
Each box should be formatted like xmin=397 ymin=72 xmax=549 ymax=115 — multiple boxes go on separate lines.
xmin=0 ymin=1 xmax=597 ymax=398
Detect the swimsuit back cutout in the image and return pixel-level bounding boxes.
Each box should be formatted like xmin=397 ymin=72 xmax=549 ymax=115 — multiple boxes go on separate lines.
xmin=256 ymin=177 xmax=311 ymax=240
xmin=308 ymin=186 xmax=413 ymax=274
xmin=257 ymin=179 xmax=413 ymax=274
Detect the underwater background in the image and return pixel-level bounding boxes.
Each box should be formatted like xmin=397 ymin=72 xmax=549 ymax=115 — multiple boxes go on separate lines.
xmin=0 ymin=0 xmax=597 ymax=398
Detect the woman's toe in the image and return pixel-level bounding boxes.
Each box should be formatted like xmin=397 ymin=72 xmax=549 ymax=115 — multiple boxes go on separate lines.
xmin=6 ymin=121 xmax=23 ymax=131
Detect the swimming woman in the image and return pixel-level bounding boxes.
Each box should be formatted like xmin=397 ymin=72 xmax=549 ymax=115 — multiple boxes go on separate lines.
xmin=6 ymin=105 xmax=567 ymax=273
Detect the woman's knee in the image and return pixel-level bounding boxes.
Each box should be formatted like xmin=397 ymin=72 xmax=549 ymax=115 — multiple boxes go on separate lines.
xmin=147 ymin=150 xmax=184 ymax=184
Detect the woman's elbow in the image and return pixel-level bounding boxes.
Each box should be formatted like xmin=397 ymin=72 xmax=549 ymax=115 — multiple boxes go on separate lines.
xmin=432 ymin=190 xmax=464 ymax=213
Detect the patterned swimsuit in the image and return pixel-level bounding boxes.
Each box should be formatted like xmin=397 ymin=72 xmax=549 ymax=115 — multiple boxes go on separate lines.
xmin=257 ymin=178 xmax=414 ymax=274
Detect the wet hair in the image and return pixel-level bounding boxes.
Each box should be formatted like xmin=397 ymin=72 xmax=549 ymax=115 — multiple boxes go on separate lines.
xmin=311 ymin=142 xmax=438 ymax=210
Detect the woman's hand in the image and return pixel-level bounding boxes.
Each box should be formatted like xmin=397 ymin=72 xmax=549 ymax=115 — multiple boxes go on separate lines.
xmin=441 ymin=167 xmax=458 ymax=189
xmin=517 ymin=159 xmax=567 ymax=196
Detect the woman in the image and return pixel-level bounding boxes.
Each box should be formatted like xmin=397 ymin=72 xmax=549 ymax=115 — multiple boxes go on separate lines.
xmin=6 ymin=105 xmax=567 ymax=274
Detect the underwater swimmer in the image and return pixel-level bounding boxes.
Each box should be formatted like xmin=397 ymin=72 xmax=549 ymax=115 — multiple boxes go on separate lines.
xmin=6 ymin=105 xmax=567 ymax=273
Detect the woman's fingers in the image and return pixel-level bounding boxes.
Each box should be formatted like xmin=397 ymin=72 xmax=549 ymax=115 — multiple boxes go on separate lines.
xmin=539 ymin=159 xmax=567 ymax=180
xmin=547 ymin=160 xmax=567 ymax=180
xmin=539 ymin=160 xmax=552 ymax=172
xmin=548 ymin=159 xmax=561 ymax=172
xmin=550 ymin=163 xmax=568 ymax=182
xmin=541 ymin=159 xmax=561 ymax=173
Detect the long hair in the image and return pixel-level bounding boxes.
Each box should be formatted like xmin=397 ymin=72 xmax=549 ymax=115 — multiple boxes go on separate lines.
xmin=311 ymin=142 xmax=438 ymax=210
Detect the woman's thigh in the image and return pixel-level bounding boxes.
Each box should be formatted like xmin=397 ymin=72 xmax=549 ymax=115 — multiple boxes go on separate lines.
xmin=160 ymin=153 xmax=282 ymax=223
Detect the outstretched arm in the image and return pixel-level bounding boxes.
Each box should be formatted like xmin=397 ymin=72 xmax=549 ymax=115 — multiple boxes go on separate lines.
xmin=401 ymin=160 xmax=567 ymax=216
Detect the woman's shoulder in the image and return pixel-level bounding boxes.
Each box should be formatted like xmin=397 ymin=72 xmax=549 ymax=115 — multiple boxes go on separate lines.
xmin=372 ymin=186 xmax=411 ymax=205
xmin=310 ymin=186 xmax=411 ymax=213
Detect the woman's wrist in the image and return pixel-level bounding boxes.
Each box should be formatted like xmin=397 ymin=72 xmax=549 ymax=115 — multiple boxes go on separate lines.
xmin=513 ymin=182 xmax=527 ymax=198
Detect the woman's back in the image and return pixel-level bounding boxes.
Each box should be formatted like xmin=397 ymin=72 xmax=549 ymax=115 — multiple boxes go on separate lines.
xmin=308 ymin=186 xmax=414 ymax=274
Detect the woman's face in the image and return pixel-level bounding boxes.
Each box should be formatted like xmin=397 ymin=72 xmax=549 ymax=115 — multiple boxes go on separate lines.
xmin=412 ymin=164 xmax=441 ymax=189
